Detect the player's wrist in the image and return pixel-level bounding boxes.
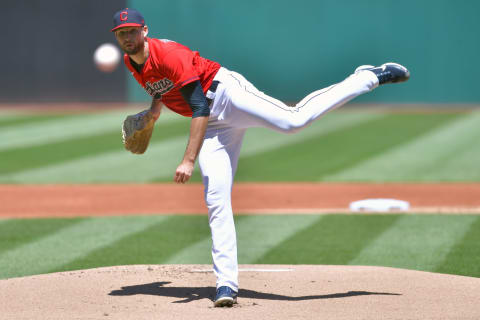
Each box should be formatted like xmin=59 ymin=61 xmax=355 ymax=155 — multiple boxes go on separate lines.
xmin=149 ymin=99 xmax=162 ymax=120
xmin=182 ymin=157 xmax=195 ymax=165
xmin=149 ymin=108 xmax=160 ymax=121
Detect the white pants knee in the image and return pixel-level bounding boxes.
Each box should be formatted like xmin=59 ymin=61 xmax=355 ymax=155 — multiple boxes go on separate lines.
xmin=200 ymin=67 xmax=378 ymax=291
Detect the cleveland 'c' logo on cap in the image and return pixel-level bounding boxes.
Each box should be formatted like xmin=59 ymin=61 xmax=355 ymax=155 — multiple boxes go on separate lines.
xmin=120 ymin=11 xmax=128 ymax=21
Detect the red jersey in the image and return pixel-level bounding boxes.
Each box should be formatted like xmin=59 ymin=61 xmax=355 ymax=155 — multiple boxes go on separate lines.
xmin=124 ymin=37 xmax=221 ymax=117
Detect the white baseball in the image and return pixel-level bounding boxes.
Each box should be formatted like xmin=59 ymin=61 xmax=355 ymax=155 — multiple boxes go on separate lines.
xmin=93 ymin=43 xmax=121 ymax=73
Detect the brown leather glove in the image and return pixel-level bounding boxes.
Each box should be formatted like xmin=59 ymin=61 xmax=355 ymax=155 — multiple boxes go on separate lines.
xmin=122 ymin=109 xmax=156 ymax=154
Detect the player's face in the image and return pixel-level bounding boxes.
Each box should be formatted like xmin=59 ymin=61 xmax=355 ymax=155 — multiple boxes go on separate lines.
xmin=114 ymin=27 xmax=144 ymax=55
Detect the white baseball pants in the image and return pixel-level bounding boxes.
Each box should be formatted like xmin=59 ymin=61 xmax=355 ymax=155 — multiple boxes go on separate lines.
xmin=198 ymin=67 xmax=379 ymax=291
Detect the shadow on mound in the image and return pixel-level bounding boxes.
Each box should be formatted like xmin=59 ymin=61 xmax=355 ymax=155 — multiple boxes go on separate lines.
xmin=109 ymin=281 xmax=401 ymax=303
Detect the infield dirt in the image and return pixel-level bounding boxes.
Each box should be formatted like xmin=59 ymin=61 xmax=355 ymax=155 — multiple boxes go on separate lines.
xmin=1 ymin=264 xmax=479 ymax=320
xmin=1 ymin=183 xmax=480 ymax=217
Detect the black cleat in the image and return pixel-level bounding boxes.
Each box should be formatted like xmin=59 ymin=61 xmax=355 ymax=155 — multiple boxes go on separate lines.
xmin=355 ymin=62 xmax=410 ymax=85
xmin=214 ymin=286 xmax=238 ymax=307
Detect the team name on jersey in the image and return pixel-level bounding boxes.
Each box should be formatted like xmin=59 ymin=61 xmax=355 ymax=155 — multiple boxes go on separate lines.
xmin=145 ymin=78 xmax=174 ymax=99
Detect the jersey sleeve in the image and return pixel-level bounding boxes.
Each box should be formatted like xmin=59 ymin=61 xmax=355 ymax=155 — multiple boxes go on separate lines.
xmin=180 ymin=80 xmax=210 ymax=118
xmin=160 ymin=49 xmax=200 ymax=88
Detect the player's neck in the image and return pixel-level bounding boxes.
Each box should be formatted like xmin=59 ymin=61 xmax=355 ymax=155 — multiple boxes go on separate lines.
xmin=129 ymin=40 xmax=149 ymax=65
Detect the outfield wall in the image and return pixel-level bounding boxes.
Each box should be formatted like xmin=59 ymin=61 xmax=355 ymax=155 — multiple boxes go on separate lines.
xmin=1 ymin=0 xmax=126 ymax=103
xmin=1 ymin=1 xmax=477 ymax=104
xmin=129 ymin=0 xmax=479 ymax=104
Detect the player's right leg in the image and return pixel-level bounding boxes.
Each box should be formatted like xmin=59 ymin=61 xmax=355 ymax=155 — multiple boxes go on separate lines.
xmin=198 ymin=124 xmax=246 ymax=306
xmin=212 ymin=63 xmax=408 ymax=133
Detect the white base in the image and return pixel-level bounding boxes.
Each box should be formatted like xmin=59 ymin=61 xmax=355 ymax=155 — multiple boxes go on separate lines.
xmin=350 ymin=198 xmax=410 ymax=212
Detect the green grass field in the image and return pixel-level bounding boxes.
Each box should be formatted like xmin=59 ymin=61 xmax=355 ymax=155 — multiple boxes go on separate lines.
xmin=1 ymin=108 xmax=480 ymax=183
xmin=1 ymin=108 xmax=479 ymax=280
xmin=0 ymin=214 xmax=479 ymax=280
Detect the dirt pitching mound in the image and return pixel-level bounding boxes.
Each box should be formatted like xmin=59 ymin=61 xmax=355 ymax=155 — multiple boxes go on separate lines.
xmin=1 ymin=265 xmax=479 ymax=320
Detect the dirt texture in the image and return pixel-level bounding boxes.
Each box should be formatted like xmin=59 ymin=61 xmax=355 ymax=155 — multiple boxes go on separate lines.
xmin=1 ymin=183 xmax=480 ymax=218
xmin=1 ymin=265 xmax=479 ymax=320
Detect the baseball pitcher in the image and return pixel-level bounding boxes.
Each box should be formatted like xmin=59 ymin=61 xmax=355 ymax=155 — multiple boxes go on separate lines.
xmin=112 ymin=8 xmax=410 ymax=307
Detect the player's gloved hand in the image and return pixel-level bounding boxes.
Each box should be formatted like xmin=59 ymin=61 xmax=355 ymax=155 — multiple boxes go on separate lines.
xmin=122 ymin=109 xmax=156 ymax=154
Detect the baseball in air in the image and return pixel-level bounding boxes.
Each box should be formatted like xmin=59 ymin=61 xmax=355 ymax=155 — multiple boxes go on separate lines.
xmin=93 ymin=43 xmax=121 ymax=73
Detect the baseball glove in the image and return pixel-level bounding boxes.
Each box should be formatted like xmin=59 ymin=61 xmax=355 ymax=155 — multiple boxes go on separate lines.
xmin=122 ymin=109 xmax=156 ymax=154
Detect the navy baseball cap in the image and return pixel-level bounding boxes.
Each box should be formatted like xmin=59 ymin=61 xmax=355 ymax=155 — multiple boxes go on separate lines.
xmin=111 ymin=8 xmax=145 ymax=32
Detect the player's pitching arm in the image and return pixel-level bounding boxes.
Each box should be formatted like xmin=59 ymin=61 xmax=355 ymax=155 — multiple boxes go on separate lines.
xmin=175 ymin=116 xmax=208 ymax=183
xmin=174 ymin=80 xmax=211 ymax=184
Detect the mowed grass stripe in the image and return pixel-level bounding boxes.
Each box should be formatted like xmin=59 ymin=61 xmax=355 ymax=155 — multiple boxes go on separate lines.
xmin=0 ymin=216 xmax=164 ymax=279
xmin=235 ymin=113 xmax=459 ymax=181
xmin=237 ymin=215 xmax=324 ymax=264
xmin=181 ymin=111 xmax=385 ymax=183
xmin=0 ymin=120 xmax=189 ymax=181
xmin=0 ymin=109 xmax=183 ymax=151
xmin=257 ymin=215 xmax=401 ymax=264
xmin=349 ymin=215 xmax=476 ymax=272
xmin=52 ymin=216 xmax=211 ymax=273
xmin=163 ymin=216 xmax=247 ymax=264
xmin=0 ymin=135 xmax=188 ymax=183
xmin=435 ymin=216 xmax=480 ymax=277
xmin=0 ymin=110 xmax=181 ymax=154
xmin=164 ymin=215 xmax=322 ymax=264
xmin=0 ymin=218 xmax=83 ymax=255
xmin=0 ymin=130 xmax=129 ymax=175
xmin=0 ymin=114 xmax=72 ymax=128
xmin=0 ymin=111 xmax=127 ymax=151
xmin=430 ymin=125 xmax=480 ymax=181
xmin=240 ymin=112 xmax=384 ymax=157
xmin=1 ymin=215 xmax=479 ymax=279
xmin=0 ymin=112 xmax=376 ymax=183
xmin=324 ymin=111 xmax=480 ymax=181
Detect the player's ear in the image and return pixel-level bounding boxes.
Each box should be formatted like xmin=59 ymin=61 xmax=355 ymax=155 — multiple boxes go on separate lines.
xmin=142 ymin=26 xmax=149 ymax=37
